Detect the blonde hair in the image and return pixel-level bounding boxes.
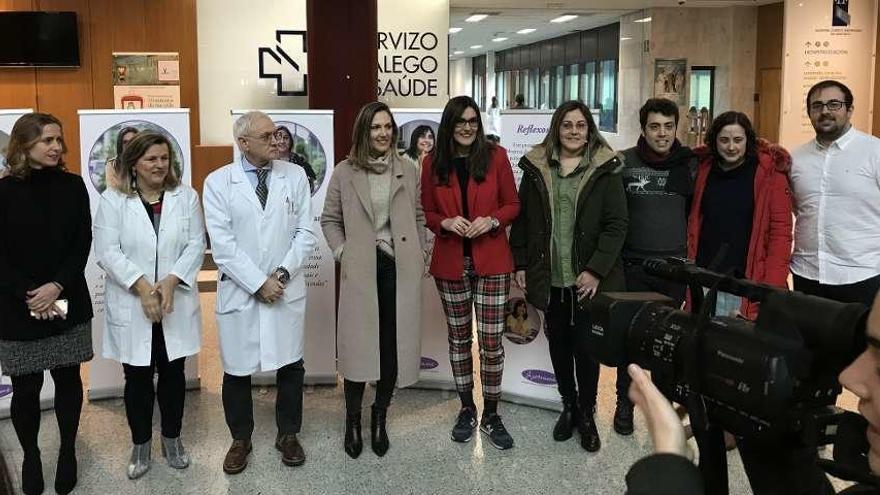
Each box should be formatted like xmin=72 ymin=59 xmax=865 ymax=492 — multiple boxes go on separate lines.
xmin=114 ymin=131 xmax=181 ymax=196
xmin=3 ymin=113 xmax=67 ymax=180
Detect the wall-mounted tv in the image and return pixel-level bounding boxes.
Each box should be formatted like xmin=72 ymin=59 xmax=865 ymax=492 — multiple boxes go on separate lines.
xmin=0 ymin=12 xmax=80 ymax=67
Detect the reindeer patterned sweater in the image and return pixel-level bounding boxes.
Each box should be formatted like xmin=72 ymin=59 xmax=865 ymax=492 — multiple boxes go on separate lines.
xmin=620 ymin=142 xmax=696 ymax=260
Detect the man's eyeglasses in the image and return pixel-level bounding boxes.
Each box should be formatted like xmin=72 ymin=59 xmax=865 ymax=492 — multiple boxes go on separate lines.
xmin=809 ymin=100 xmax=846 ymax=113
xmin=454 ymin=118 xmax=480 ymax=130
xmin=245 ymin=131 xmax=279 ymax=143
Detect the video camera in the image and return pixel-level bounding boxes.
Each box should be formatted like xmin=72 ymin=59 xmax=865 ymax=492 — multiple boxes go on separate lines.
xmin=586 ymin=258 xmax=869 ymax=444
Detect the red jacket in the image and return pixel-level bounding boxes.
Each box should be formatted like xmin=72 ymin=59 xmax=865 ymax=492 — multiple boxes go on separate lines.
xmin=687 ymin=139 xmax=793 ymax=320
xmin=421 ymin=145 xmax=520 ymax=279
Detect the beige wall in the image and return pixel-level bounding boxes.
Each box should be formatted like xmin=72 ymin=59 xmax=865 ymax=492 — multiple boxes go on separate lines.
xmin=648 ymin=7 xmax=758 ymax=135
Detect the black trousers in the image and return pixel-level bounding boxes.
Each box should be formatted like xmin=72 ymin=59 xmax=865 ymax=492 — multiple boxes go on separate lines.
xmin=222 ymin=360 xmax=305 ymax=440
xmin=10 ymin=364 xmax=83 ymax=458
xmin=793 ymin=273 xmax=880 ymax=307
xmin=121 ymin=323 xmax=186 ymax=444
xmin=737 ymin=435 xmax=835 ymax=495
xmin=344 ymin=249 xmax=398 ymax=416
xmin=546 ymin=286 xmax=608 ymax=409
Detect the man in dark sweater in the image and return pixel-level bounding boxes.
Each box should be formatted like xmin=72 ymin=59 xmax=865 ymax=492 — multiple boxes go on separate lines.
xmin=616 ymin=98 xmax=697 ymax=435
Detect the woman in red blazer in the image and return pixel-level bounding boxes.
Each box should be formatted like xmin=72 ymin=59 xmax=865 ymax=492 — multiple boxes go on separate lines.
xmin=421 ymin=96 xmax=520 ymax=450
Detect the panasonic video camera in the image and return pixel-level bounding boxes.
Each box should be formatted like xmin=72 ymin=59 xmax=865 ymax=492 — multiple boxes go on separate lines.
xmin=586 ymin=258 xmax=869 ymax=444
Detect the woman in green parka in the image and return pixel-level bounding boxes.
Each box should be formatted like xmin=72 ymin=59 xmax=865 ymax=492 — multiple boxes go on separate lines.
xmin=510 ymin=99 xmax=628 ymax=453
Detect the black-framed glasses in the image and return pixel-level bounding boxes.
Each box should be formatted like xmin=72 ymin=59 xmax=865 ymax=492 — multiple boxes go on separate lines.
xmin=454 ymin=118 xmax=480 ymax=130
xmin=809 ymin=100 xmax=846 ymax=113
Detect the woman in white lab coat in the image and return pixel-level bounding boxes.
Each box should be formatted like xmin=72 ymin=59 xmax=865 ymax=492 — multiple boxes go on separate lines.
xmin=94 ymin=132 xmax=205 ymax=480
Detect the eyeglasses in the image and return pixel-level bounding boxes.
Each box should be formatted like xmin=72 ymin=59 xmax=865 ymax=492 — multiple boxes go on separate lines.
xmin=809 ymin=100 xmax=846 ymax=113
xmin=454 ymin=118 xmax=480 ymax=130
xmin=245 ymin=131 xmax=279 ymax=143
xmin=561 ymin=121 xmax=588 ymax=132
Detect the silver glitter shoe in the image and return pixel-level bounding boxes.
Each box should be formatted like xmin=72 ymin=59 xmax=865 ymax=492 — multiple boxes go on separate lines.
xmin=161 ymin=435 xmax=191 ymax=469
xmin=127 ymin=441 xmax=151 ymax=479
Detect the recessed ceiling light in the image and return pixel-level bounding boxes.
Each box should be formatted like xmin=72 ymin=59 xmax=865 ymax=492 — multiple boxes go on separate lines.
xmin=453 ymin=50 xmax=464 ymax=55
xmin=492 ymin=37 xmax=508 ymax=42
xmin=449 ymin=27 xmax=462 ymax=34
xmin=517 ymin=28 xmax=536 ymax=34
xmin=466 ymin=14 xmax=489 ymax=22
xmin=550 ymin=14 xmax=578 ymax=23
xmin=470 ymin=45 xmax=483 ymax=49
xmin=633 ymin=16 xmax=652 ymax=23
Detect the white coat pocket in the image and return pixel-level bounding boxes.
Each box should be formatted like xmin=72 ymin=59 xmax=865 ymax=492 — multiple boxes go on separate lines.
xmin=216 ymin=275 xmax=251 ymax=314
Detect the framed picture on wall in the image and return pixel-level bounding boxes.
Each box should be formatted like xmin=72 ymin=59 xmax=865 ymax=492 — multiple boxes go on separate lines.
xmin=654 ymin=58 xmax=687 ymax=105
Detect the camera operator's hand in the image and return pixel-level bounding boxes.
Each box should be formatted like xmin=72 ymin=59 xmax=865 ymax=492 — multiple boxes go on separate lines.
xmin=514 ymin=270 xmax=527 ymax=293
xmin=576 ymin=271 xmax=600 ymax=301
xmin=628 ymin=364 xmax=690 ymax=458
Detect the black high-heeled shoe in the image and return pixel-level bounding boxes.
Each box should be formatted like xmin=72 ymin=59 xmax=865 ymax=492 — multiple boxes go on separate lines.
xmin=371 ymin=406 xmax=389 ymax=457
xmin=344 ymin=412 xmax=363 ymax=459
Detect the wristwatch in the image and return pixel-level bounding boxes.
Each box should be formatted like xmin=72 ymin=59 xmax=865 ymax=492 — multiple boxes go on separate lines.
xmin=274 ymin=267 xmax=291 ymax=284
xmin=490 ymin=217 xmax=500 ymax=231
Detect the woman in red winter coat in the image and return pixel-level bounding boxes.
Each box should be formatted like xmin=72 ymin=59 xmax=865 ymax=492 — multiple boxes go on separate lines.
xmin=687 ymin=111 xmax=792 ymax=321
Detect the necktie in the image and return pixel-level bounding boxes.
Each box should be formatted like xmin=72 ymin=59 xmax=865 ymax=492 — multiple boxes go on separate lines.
xmin=255 ymin=168 xmax=269 ymax=209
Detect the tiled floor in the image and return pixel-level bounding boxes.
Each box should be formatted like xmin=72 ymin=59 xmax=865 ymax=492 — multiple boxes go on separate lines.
xmin=0 ymin=292 xmax=858 ymax=494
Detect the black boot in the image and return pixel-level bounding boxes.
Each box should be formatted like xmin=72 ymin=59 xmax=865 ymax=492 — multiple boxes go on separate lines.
xmin=54 ymin=445 xmax=77 ymax=494
xmin=371 ymin=406 xmax=389 ymax=457
xmin=613 ymin=398 xmax=635 ymax=436
xmin=21 ymin=449 xmax=44 ymax=495
xmin=552 ymin=399 xmax=579 ymax=441
xmin=578 ymin=406 xmax=601 ymax=452
xmin=344 ymin=412 xmax=363 ymax=459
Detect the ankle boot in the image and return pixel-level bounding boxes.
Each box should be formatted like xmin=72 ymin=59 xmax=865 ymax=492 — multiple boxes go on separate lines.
xmin=344 ymin=412 xmax=363 ymax=459
xmin=552 ymin=399 xmax=579 ymax=441
xmin=21 ymin=450 xmax=44 ymax=495
xmin=370 ymin=406 xmax=389 ymax=457
xmin=54 ymin=446 xmax=77 ymax=494
xmin=578 ymin=406 xmax=601 ymax=452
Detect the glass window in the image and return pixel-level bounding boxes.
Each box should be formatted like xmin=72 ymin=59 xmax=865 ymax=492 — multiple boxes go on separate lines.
xmin=528 ymin=69 xmax=539 ymax=108
xmin=539 ymin=69 xmax=550 ymax=109
xmin=565 ymin=64 xmax=579 ymax=102
xmin=553 ymin=66 xmax=564 ymax=108
xmin=690 ymin=67 xmax=714 ymax=118
xmin=580 ymin=62 xmax=596 ymax=109
xmin=496 ymin=71 xmax=506 ymax=110
xmin=597 ymin=59 xmax=617 ymax=132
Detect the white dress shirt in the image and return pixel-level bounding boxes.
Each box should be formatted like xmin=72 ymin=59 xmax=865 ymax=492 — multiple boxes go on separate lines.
xmin=790 ymin=126 xmax=880 ymax=285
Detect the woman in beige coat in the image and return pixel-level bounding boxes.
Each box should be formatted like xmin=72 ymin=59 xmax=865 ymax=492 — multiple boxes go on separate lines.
xmin=321 ymin=102 xmax=427 ymax=459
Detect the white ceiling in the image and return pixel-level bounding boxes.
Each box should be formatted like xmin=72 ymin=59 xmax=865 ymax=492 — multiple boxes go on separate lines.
xmin=448 ymin=8 xmax=633 ymax=60
xmin=448 ymin=0 xmax=781 ymax=60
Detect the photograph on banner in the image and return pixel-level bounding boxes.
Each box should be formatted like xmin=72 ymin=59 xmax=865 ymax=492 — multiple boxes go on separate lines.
xmin=654 ymin=59 xmax=687 ymax=105
xmin=86 ymin=120 xmax=186 ymax=193
xmin=397 ymin=119 xmax=437 ymax=170
xmin=274 ymin=121 xmax=327 ymax=195
xmin=504 ymin=297 xmax=542 ymax=345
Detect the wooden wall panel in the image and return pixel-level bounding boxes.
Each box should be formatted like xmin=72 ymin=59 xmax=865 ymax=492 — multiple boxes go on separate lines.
xmin=0 ymin=0 xmax=37 ymax=110
xmin=34 ymin=0 xmax=95 ymax=174
xmin=0 ymin=0 xmax=200 ymax=175
xmin=192 ymin=145 xmax=232 ymax=195
xmin=875 ymin=10 xmax=880 ymax=136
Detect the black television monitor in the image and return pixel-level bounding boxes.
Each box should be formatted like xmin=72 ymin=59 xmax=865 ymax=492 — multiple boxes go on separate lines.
xmin=0 ymin=12 xmax=80 ymax=67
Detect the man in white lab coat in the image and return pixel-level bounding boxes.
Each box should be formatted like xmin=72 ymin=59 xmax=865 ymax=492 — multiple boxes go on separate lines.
xmin=203 ymin=111 xmax=316 ymax=474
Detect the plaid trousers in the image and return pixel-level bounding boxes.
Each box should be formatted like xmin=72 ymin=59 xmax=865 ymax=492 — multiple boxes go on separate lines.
xmin=434 ymin=257 xmax=510 ymax=401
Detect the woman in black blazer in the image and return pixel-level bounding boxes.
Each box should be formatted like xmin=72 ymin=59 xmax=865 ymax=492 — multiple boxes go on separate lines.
xmin=0 ymin=113 xmax=93 ymax=495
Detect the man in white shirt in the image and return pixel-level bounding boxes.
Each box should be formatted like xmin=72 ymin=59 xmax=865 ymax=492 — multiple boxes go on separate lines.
xmin=790 ymin=80 xmax=880 ymax=307
xmin=203 ymin=111 xmax=316 ymax=474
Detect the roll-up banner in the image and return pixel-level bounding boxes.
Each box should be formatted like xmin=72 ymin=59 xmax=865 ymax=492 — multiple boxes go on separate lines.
xmin=390 ymin=108 xmax=457 ymax=390
xmin=0 ymin=109 xmax=55 ymax=417
xmin=78 ymin=109 xmax=198 ymax=400
xmin=230 ymin=109 xmax=337 ymax=385
xmin=498 ymin=109 xmax=562 ymax=410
